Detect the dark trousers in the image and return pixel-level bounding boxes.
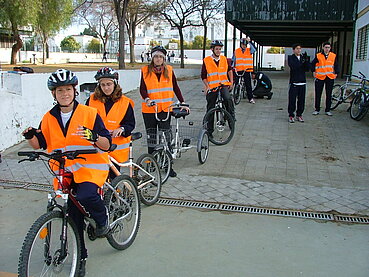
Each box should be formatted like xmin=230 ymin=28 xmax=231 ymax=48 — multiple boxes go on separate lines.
xmin=68 ymin=181 xmax=107 ymax=259
xmin=235 ymin=71 xmax=253 ymax=100
xmin=314 ymin=78 xmax=334 ymax=112
xmin=288 ymin=84 xmax=306 ymax=117
xmin=143 ymin=112 xmax=171 ymax=154
xmin=253 ymin=85 xmax=272 ymax=96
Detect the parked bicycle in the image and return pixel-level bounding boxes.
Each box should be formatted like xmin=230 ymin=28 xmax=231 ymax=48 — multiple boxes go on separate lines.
xmin=147 ymin=102 xmax=209 ymax=184
xmin=203 ymin=86 xmax=235 ymax=146
xmin=17 ymin=149 xmax=140 ymax=277
xmin=330 ymin=73 xmax=362 ymax=110
xmin=350 ymin=72 xmax=369 ymax=121
xmin=233 ymin=70 xmax=247 ymax=105
xmin=108 ymin=132 xmax=162 ymax=206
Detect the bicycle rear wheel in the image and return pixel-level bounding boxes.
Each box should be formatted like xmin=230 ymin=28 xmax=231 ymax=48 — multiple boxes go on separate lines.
xmin=203 ymin=107 xmax=235 ymax=145
xmin=197 ymin=129 xmax=209 ymax=164
xmin=330 ymin=84 xmax=343 ymax=110
xmin=104 ymin=175 xmax=141 ymax=250
xmin=136 ymin=153 xmax=162 ymax=206
xmin=152 ymin=149 xmax=172 ymax=184
xmin=350 ymin=90 xmax=368 ymax=121
xmin=18 ymin=210 xmax=80 ymax=277
xmin=233 ymin=84 xmax=242 ymax=105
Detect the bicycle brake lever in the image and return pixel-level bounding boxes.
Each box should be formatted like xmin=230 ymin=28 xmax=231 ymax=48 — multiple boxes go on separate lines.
xmin=18 ymin=158 xmax=29 ymax=163
xmin=75 ymin=156 xmax=86 ymax=161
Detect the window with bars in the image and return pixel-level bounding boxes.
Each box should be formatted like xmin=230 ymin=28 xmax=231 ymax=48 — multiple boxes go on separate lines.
xmin=356 ymin=24 xmax=368 ymax=60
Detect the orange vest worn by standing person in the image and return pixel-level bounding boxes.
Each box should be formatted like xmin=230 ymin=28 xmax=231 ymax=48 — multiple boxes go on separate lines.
xmin=88 ymin=93 xmax=134 ymax=163
xmin=234 ymin=47 xmax=253 ymax=72
xmin=204 ymin=55 xmax=231 ymax=89
xmin=315 ymin=52 xmax=337 ymax=80
xmin=41 ymin=104 xmax=109 ymax=189
xmin=141 ymin=65 xmax=174 ymax=113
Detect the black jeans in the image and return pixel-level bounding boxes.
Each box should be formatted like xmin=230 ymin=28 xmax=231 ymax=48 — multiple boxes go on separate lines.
xmin=142 ymin=112 xmax=171 ymax=154
xmin=235 ymin=71 xmax=253 ymax=100
xmin=288 ymin=84 xmax=306 ymax=117
xmin=253 ymin=85 xmax=272 ymax=97
xmin=314 ymin=78 xmax=334 ymax=112
xmin=68 ymin=181 xmax=107 ymax=259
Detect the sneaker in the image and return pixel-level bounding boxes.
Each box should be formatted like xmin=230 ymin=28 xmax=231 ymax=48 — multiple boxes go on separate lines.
xmin=288 ymin=116 xmax=295 ymax=123
xmin=249 ymin=99 xmax=255 ymax=104
xmin=325 ymin=111 xmax=333 ymax=116
xmin=296 ymin=116 xmax=304 ymax=122
xmin=169 ymin=168 xmax=177 ymax=178
xmin=95 ymin=221 xmax=109 ymax=237
xmin=312 ymin=111 xmax=319 ymax=115
xmin=78 ymin=259 xmax=87 ymax=277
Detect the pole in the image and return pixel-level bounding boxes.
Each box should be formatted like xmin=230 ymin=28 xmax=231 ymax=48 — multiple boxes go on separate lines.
xmin=232 ymin=25 xmax=236 ymax=54
xmin=224 ymin=19 xmax=228 ymax=57
xmin=342 ymin=27 xmax=347 ymax=77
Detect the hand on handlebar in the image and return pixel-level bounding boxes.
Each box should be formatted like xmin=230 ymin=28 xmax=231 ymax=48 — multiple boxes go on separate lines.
xmin=145 ymin=98 xmax=156 ymax=107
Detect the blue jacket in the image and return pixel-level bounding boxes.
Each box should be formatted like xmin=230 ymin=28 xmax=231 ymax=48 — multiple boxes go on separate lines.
xmin=288 ymin=54 xmax=310 ymax=84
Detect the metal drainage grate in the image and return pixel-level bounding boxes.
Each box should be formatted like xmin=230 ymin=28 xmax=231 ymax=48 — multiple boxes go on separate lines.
xmin=157 ymin=198 xmax=218 ymax=210
xmin=219 ymin=204 xmax=334 ymax=221
xmin=334 ymin=215 xmax=369 ymax=224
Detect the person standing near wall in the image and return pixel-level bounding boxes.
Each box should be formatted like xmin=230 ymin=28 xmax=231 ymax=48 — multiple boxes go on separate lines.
xmin=311 ymin=42 xmax=339 ymax=116
xmin=287 ymin=43 xmax=310 ymax=123
xmin=232 ymin=37 xmax=257 ymax=103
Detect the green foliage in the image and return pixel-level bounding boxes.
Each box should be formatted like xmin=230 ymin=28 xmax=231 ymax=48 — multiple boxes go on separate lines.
xmin=23 ymin=37 xmax=35 ymax=51
xmin=267 ymin=47 xmax=285 ymax=54
xmin=81 ymin=28 xmax=98 ymax=38
xmin=60 ymin=36 xmax=81 ymax=52
xmin=192 ymin=35 xmax=211 ymax=49
xmin=0 ymin=0 xmax=39 ymax=28
xmin=87 ymin=38 xmax=101 ymax=53
xmin=150 ymin=40 xmax=159 ymax=47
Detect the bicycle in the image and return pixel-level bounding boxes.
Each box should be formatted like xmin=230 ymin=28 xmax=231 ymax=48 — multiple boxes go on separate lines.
xmin=108 ymin=132 xmax=162 ymax=206
xmin=203 ymin=86 xmax=235 ymax=146
xmin=147 ymin=102 xmax=210 ymax=184
xmin=17 ymin=148 xmax=141 ymax=277
xmin=330 ymin=73 xmax=362 ymax=110
xmin=233 ymin=70 xmax=247 ymax=105
xmin=350 ymin=73 xmax=369 ymax=121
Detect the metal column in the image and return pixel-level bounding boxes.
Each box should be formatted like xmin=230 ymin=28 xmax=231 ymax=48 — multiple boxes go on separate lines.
xmin=224 ymin=19 xmax=228 ymax=57
xmin=342 ymin=27 xmax=347 ymax=77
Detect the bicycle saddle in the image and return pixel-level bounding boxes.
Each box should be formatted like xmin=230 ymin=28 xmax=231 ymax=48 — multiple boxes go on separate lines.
xmin=131 ymin=132 xmax=142 ymax=141
xmin=171 ymin=107 xmax=189 ymax=118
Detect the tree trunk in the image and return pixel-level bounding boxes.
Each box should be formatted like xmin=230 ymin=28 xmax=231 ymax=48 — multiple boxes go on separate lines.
xmin=202 ymin=22 xmax=207 ymax=60
xmin=129 ymin=21 xmax=136 ymax=64
xmin=118 ymin=21 xmax=126 ymax=69
xmin=179 ymin=27 xmax=184 ymax=68
xmin=42 ymin=41 xmax=46 ymax=64
xmin=10 ymin=28 xmax=23 ymax=65
xmin=46 ymin=42 xmax=50 ymax=59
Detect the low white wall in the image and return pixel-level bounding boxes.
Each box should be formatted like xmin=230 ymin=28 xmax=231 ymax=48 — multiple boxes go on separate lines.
xmin=0 ymin=67 xmax=199 ymax=151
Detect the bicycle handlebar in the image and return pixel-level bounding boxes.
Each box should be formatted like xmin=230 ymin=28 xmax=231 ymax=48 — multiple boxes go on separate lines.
xmin=18 ymin=149 xmax=97 ymax=162
xmin=151 ymin=101 xmax=190 ymax=122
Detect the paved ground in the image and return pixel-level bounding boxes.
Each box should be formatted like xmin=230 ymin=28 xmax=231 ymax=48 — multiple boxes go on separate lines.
xmin=1 ymin=188 xmax=368 ymax=277
xmin=1 ymin=71 xmax=369 ymax=215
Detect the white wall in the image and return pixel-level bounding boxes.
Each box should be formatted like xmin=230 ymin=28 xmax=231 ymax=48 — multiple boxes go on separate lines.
xmin=0 ymin=67 xmax=199 ymax=151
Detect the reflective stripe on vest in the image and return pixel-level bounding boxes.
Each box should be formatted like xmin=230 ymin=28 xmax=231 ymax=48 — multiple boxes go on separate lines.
xmin=204 ymin=55 xmax=231 ymax=89
xmin=141 ymin=65 xmax=175 ymax=113
xmin=234 ymin=48 xmax=253 ymax=72
xmin=88 ymin=94 xmax=134 ymax=163
xmin=315 ymin=52 xmax=336 ymax=80
xmin=41 ymin=104 xmax=109 ymax=188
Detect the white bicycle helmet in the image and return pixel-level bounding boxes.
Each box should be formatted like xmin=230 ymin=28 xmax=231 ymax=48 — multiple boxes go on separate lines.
xmin=47 ymin=69 xmax=78 ymax=90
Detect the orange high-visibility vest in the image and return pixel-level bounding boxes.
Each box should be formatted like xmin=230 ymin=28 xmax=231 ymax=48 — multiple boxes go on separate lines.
xmin=315 ymin=52 xmax=337 ymax=80
xmin=88 ymin=94 xmax=134 ymax=163
xmin=141 ymin=65 xmax=174 ymax=113
xmin=204 ymin=55 xmax=231 ymax=89
xmin=41 ymin=104 xmax=109 ymax=189
xmin=234 ymin=47 xmax=253 ymax=72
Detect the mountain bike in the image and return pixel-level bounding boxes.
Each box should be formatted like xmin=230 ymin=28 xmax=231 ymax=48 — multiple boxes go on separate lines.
xmin=233 ymin=70 xmax=247 ymax=105
xmin=108 ymin=132 xmax=162 ymax=206
xmin=203 ymin=86 xmax=235 ymax=146
xmin=147 ymin=102 xmax=209 ymax=184
xmin=17 ymin=148 xmax=140 ymax=277
xmin=350 ymin=72 xmax=369 ymax=121
xmin=330 ymin=74 xmax=362 ymax=110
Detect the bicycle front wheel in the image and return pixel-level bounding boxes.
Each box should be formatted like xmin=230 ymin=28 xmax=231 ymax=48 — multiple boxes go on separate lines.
xmin=18 ymin=210 xmax=80 ymax=277
xmin=233 ymin=84 xmax=242 ymax=105
xmin=330 ymin=84 xmax=343 ymax=110
xmin=350 ymin=90 xmax=368 ymax=120
xmin=104 ymin=175 xmax=141 ymax=250
xmin=197 ymin=129 xmax=209 ymax=164
xmin=152 ymin=149 xmax=172 ymax=184
xmin=136 ymin=153 xmax=162 ymax=206
xmin=203 ymin=107 xmax=235 ymax=145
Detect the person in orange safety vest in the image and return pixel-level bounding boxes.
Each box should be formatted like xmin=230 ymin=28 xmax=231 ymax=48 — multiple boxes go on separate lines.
xmin=311 ymin=41 xmax=340 ymax=116
xmin=22 ymin=69 xmax=112 ymax=277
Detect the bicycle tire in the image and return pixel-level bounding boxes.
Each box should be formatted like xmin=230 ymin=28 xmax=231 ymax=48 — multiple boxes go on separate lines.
xmin=242 ymin=85 xmax=247 ymax=99
xmin=350 ymin=90 xmax=368 ymax=120
xmin=136 ymin=153 xmax=162 ymax=206
xmin=104 ymin=175 xmax=141 ymax=250
xmin=330 ymin=84 xmax=343 ymax=110
xmin=233 ymin=84 xmax=242 ymax=105
xmin=18 ymin=210 xmax=80 ymax=277
xmin=197 ymin=129 xmax=209 ymax=164
xmin=203 ymin=107 xmax=235 ymax=145
xmin=152 ymin=149 xmax=172 ymax=184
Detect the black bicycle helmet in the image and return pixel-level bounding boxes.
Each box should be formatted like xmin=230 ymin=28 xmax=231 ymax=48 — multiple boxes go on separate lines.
xmin=151 ymin=45 xmax=167 ymax=56
xmin=210 ymin=40 xmax=223 ymax=48
xmin=94 ymin=67 xmax=119 ymax=81
xmin=47 ymin=69 xmax=78 ymax=90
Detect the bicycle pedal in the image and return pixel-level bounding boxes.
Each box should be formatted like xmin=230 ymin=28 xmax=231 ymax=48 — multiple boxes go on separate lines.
xmin=182 ymin=138 xmax=191 ymax=147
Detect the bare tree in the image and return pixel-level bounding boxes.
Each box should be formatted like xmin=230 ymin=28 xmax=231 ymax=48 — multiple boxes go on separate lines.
xmin=198 ymin=0 xmax=223 ymax=59
xmin=112 ymin=0 xmax=130 ymax=69
xmin=160 ymin=0 xmax=201 ymax=68
xmin=78 ymin=0 xmax=117 ymax=54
